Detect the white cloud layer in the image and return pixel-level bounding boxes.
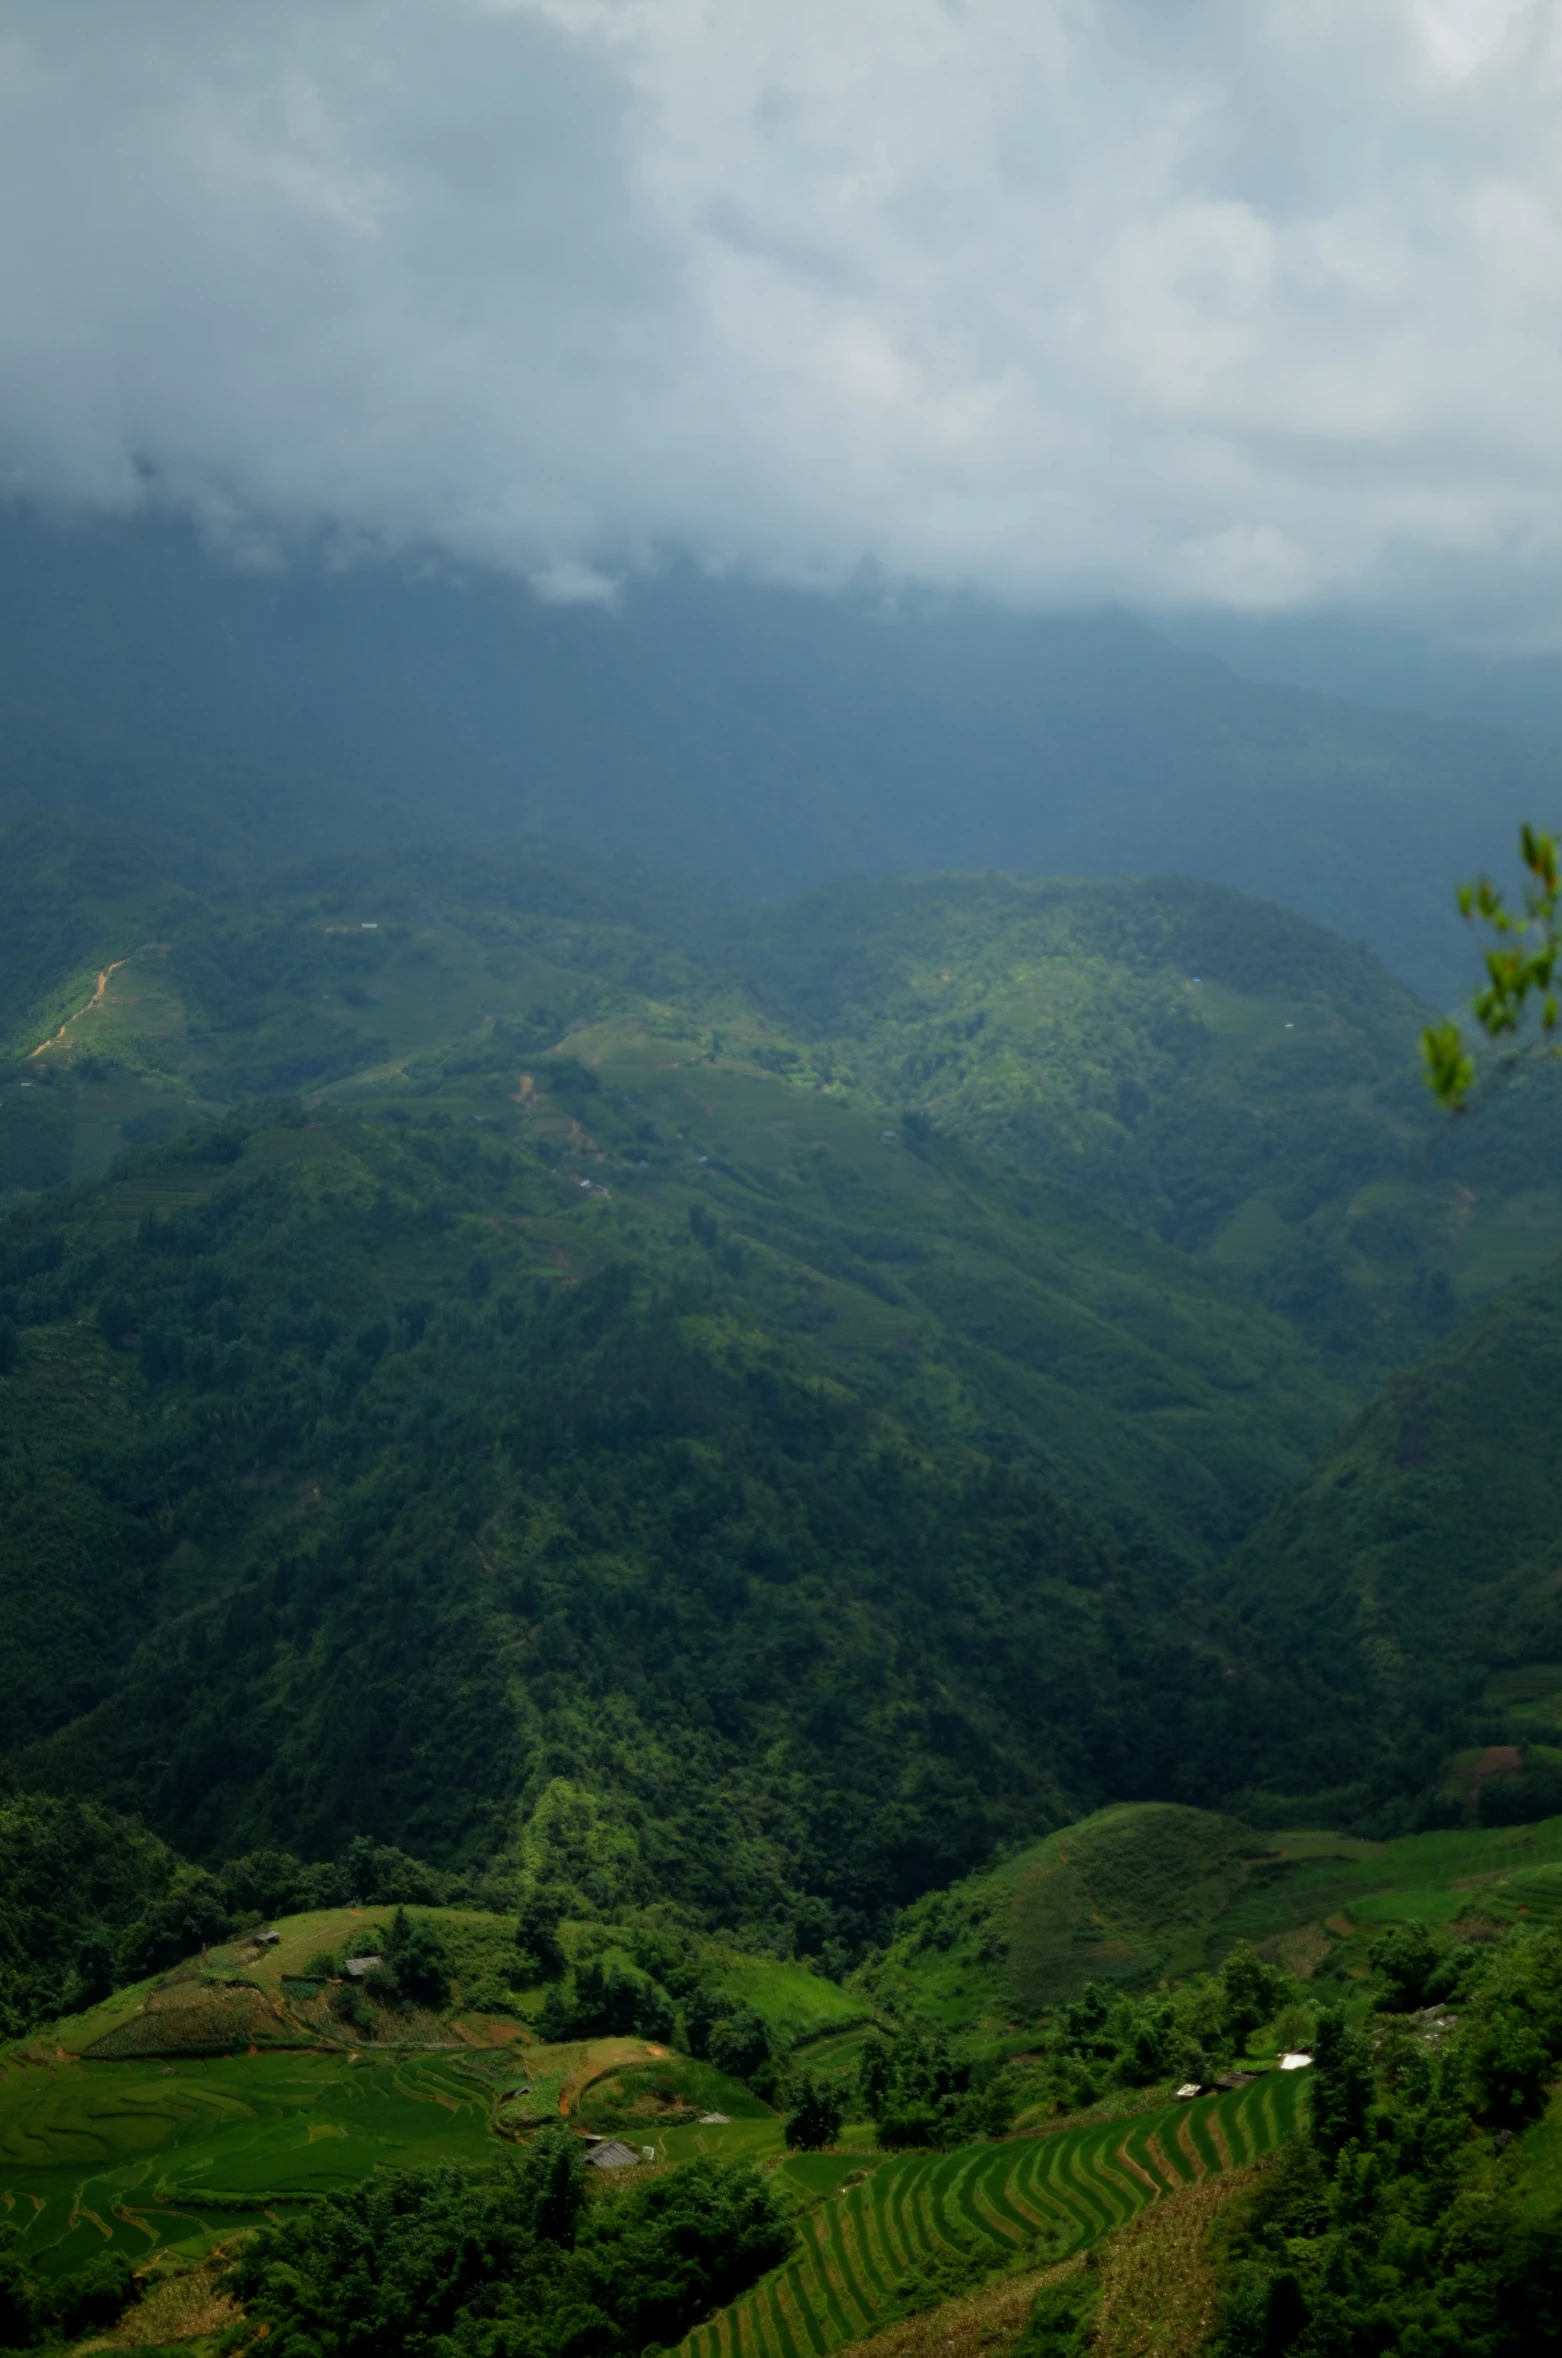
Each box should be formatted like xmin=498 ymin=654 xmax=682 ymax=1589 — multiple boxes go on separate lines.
xmin=3 ymin=0 xmax=1562 ymax=632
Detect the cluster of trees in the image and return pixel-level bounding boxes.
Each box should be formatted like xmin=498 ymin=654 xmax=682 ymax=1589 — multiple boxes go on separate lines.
xmin=681 ymin=1992 xmax=774 ymax=2088
xmin=783 ymin=2072 xmax=846 ymax=2151
xmin=229 ymin=2132 xmax=792 ymax=2358
xmin=529 ymin=1943 xmax=775 ymax=2094
xmin=1034 ymin=1944 xmax=1295 ymax=2113
xmin=0 ymin=2240 xmax=136 ymax=2353
xmin=856 ymin=2031 xmax=1018 ymax=2150
xmin=0 ymin=1790 xmax=455 ymax=2042
xmin=1202 ymin=1925 xmax=1562 ymax=2355
xmin=0 ymin=1792 xmax=177 ymax=2040
xmin=535 ymin=1960 xmax=673 ymax=2046
xmin=319 ymin=1907 xmax=455 ymax=2029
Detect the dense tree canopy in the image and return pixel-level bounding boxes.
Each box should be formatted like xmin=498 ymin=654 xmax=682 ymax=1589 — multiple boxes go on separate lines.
xmin=230 ymin=2135 xmax=792 ymax=2358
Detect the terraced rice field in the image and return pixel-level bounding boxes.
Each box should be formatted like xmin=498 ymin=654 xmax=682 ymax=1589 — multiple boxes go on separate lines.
xmin=1215 ymin=1820 xmax=1562 ymax=1954
xmin=0 ymin=2048 xmax=493 ymax=2277
xmin=682 ymin=2075 xmax=1308 ymax=2358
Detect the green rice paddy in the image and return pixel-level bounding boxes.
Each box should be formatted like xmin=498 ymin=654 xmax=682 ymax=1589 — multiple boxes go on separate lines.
xmin=680 ymin=2073 xmax=1309 ymax=2358
xmin=0 ymin=2047 xmax=494 ymax=2278
xmin=1216 ymin=1818 xmax=1562 ymax=1951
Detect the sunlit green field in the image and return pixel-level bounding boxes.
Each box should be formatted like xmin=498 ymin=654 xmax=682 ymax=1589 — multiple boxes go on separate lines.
xmin=0 ymin=2048 xmax=493 ymax=2277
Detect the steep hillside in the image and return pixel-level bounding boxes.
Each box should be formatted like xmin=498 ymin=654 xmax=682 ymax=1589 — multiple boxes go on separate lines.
xmin=0 ymin=1091 xmax=1346 ymax=1946
xmin=863 ymin=1805 xmax=1262 ymax=2033
xmin=1218 ymin=1256 xmax=1562 ymax=1822
xmin=6 ymin=825 xmax=1562 ymax=1915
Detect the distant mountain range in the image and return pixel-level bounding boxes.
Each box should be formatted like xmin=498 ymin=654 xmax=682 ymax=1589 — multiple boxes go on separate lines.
xmin=3 ymin=502 xmax=1559 ymax=999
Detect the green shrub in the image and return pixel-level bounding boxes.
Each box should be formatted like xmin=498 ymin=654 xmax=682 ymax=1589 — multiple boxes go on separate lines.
xmin=783 ymin=2073 xmax=843 ymax=2150
xmin=0 ymin=2233 xmax=137 ymax=2350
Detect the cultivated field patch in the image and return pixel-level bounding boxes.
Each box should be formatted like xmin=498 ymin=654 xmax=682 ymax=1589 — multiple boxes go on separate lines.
xmin=0 ymin=2048 xmax=494 ymax=2278
xmin=679 ymin=2074 xmax=1307 ymax=2358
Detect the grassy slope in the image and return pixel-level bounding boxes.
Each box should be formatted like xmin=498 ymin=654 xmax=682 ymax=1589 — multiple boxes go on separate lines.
xmin=860 ymin=1802 xmax=1562 ymax=2039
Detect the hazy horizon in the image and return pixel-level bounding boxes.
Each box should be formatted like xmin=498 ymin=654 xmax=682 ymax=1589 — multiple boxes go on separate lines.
xmin=3 ymin=2 xmax=1562 ymax=654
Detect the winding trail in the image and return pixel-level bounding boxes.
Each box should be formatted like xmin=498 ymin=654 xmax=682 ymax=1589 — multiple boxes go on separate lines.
xmin=30 ymin=957 xmax=136 ymax=1057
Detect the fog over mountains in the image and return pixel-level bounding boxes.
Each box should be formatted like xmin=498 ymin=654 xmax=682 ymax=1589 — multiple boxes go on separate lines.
xmin=3 ymin=504 xmax=1559 ymax=1006
xmin=8 ymin=13 xmax=1562 ymax=2355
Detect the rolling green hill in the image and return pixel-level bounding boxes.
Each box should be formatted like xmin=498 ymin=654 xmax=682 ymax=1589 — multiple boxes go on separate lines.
xmin=5 ymin=832 xmax=1557 ymax=1388
xmin=864 ymin=1807 xmax=1264 ymax=2033
xmin=860 ymin=1802 xmax=1562 ymax=2040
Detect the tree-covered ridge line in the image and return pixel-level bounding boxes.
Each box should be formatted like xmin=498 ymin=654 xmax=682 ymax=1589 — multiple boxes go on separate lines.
xmin=5 ymin=823 xmax=1560 ymax=1393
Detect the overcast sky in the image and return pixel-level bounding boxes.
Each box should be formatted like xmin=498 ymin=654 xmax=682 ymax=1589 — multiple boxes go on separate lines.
xmin=2 ymin=0 xmax=1559 ymax=638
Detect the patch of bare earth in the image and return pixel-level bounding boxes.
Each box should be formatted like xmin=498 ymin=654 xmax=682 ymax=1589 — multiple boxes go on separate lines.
xmin=1263 ymin=1923 xmax=1332 ymax=1980
xmin=837 ymin=2261 xmax=1081 ymax=2358
xmin=1089 ymin=2166 xmax=1260 ymax=2358
xmin=77 ymin=2260 xmax=239 ymax=2350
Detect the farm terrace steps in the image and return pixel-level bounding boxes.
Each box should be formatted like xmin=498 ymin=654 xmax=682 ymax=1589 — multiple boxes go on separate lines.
xmin=0 ymin=2049 xmax=497 ymax=2279
xmin=679 ymin=2075 xmax=1308 ymax=2358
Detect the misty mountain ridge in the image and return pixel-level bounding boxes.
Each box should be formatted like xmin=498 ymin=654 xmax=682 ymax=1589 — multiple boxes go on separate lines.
xmin=3 ymin=502 xmax=1560 ymax=1000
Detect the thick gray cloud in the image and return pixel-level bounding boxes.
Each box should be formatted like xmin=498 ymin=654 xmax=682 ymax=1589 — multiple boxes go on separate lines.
xmin=2 ymin=0 xmax=1560 ymax=632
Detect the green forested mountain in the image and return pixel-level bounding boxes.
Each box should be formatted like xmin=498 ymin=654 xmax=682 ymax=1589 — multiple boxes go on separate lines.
xmin=1223 ymin=1255 xmax=1562 ymax=1822
xmin=2 ymin=815 xmax=1558 ymax=1942
xmin=5 ymin=826 xmax=1558 ymax=1383
xmin=739 ymin=871 xmax=1562 ymax=1369
xmin=0 ymin=1085 xmax=1331 ymax=1953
